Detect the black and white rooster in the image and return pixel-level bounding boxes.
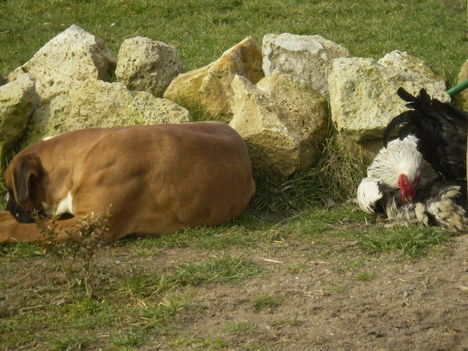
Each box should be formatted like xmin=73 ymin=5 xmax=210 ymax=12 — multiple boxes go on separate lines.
xmin=357 ymin=88 xmax=467 ymax=230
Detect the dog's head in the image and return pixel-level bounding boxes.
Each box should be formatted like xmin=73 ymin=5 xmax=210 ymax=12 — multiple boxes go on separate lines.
xmin=4 ymin=153 xmax=45 ymax=223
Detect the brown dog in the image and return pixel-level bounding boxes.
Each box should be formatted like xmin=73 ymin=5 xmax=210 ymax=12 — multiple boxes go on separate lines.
xmin=0 ymin=122 xmax=255 ymax=243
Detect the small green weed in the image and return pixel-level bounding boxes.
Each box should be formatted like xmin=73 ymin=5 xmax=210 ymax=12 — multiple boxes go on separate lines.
xmin=169 ymin=336 xmax=229 ymax=350
xmin=171 ymin=255 xmax=262 ymax=286
xmin=138 ymin=295 xmax=192 ymax=334
xmin=111 ymin=330 xmax=146 ymax=348
xmin=224 ymin=321 xmax=258 ymax=335
xmin=122 ymin=273 xmax=168 ymax=298
xmin=252 ymin=294 xmax=283 ymax=312
xmin=51 ymin=336 xmax=92 ymax=351
xmin=345 ymin=259 xmax=366 ymax=270
xmin=287 ymin=263 xmax=306 ymax=274
xmin=0 ymin=241 xmax=44 ymax=258
xmin=356 ymin=272 xmax=375 ymax=281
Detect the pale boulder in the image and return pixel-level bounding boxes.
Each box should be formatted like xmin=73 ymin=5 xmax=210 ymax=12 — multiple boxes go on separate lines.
xmin=262 ymin=33 xmax=349 ymax=96
xmin=378 ymin=50 xmax=444 ymax=81
xmin=460 ymin=60 xmax=468 ymax=205
xmin=8 ymin=25 xmax=116 ymax=102
xmin=164 ymin=37 xmax=263 ymax=121
xmin=0 ymin=74 xmax=40 ymax=171
xmin=328 ymin=55 xmax=448 ymax=146
xmin=229 ymin=75 xmax=300 ymax=178
xmin=257 ymin=73 xmax=329 ymax=166
xmin=454 ymin=59 xmax=468 ymax=110
xmin=22 ymin=79 xmax=192 ymax=146
xmin=115 ymin=36 xmax=183 ymax=96
xmin=230 ymin=74 xmax=328 ymax=178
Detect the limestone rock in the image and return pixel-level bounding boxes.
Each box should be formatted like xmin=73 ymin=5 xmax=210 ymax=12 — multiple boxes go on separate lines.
xmin=22 ymin=79 xmax=192 ymax=147
xmin=461 ymin=61 xmax=468 ymax=205
xmin=262 ymin=33 xmax=349 ymax=96
xmin=378 ymin=51 xmax=443 ymax=81
xmin=257 ymin=73 xmax=329 ymax=166
xmin=164 ymin=37 xmax=263 ymax=121
xmin=0 ymin=74 xmax=40 ymax=172
xmin=328 ymin=56 xmax=448 ymax=145
xmin=8 ymin=25 xmax=116 ymax=102
xmin=454 ymin=59 xmax=468 ymax=110
xmin=229 ymin=74 xmax=327 ymax=178
xmin=115 ymin=36 xmax=183 ymax=96
xmin=229 ymin=75 xmax=299 ymax=178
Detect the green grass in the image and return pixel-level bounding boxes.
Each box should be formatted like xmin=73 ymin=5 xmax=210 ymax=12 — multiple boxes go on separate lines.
xmin=357 ymin=225 xmax=450 ymax=259
xmin=170 ymin=256 xmax=263 ymax=286
xmin=0 ymin=0 xmax=465 ymax=85
xmin=0 ymin=253 xmax=261 ymax=350
xmin=51 ymin=336 xmax=93 ymax=351
xmin=168 ymin=336 xmax=229 ymax=350
xmin=122 ymin=255 xmax=262 ymax=298
xmin=252 ymin=294 xmax=283 ymax=312
xmin=224 ymin=321 xmax=258 ymax=335
xmin=1 ymin=203 xmax=452 ymax=260
xmin=356 ymin=272 xmax=375 ymax=281
xmin=0 ymin=0 xmax=466 ymax=85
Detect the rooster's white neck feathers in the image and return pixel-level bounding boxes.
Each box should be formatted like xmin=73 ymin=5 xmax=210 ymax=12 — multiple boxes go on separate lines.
xmin=367 ymin=135 xmax=422 ymax=188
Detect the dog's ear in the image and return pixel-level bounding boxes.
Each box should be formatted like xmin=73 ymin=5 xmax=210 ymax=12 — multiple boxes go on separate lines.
xmin=12 ymin=154 xmax=44 ymax=206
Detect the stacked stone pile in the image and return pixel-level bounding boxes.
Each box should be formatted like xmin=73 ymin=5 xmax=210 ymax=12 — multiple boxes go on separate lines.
xmin=0 ymin=25 xmax=465 ymax=179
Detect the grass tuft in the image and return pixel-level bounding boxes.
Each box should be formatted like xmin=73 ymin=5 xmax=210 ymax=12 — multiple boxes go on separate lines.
xmin=122 ymin=255 xmax=262 ymax=298
xmin=314 ymin=133 xmax=369 ymax=203
xmin=0 ymin=183 xmax=6 ymax=210
xmin=224 ymin=321 xmax=258 ymax=335
xmin=50 ymin=336 xmax=92 ymax=351
xmin=169 ymin=255 xmax=263 ymax=286
xmin=252 ymin=126 xmax=368 ymax=216
xmin=356 ymin=226 xmax=450 ymax=259
xmin=252 ymin=294 xmax=283 ymax=312
xmin=140 ymin=295 xmax=190 ymax=330
xmin=356 ymin=272 xmax=375 ymax=281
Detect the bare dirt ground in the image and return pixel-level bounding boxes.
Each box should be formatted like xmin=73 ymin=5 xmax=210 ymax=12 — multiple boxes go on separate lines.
xmin=1 ymin=233 xmax=467 ymax=350
xmin=155 ymin=235 xmax=468 ymax=351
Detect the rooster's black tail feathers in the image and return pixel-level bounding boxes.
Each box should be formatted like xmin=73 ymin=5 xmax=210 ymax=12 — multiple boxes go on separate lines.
xmin=383 ymin=88 xmax=467 ymax=188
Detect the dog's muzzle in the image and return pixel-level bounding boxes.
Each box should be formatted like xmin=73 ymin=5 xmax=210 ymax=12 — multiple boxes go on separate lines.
xmin=6 ymin=191 xmax=36 ymax=223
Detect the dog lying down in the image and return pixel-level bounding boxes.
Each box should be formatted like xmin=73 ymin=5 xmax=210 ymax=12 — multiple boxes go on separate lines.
xmin=0 ymin=122 xmax=255 ymax=243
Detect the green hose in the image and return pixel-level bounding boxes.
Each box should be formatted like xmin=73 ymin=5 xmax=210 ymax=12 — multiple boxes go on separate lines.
xmin=447 ymin=79 xmax=468 ymax=97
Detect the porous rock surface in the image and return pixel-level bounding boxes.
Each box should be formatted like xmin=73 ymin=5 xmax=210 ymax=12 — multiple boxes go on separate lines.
xmin=454 ymin=59 xmax=468 ymax=111
xmin=328 ymin=52 xmax=448 ymax=145
xmin=22 ymin=79 xmax=191 ymax=147
xmin=115 ymin=36 xmax=183 ymax=96
xmin=229 ymin=74 xmax=328 ymax=178
xmin=262 ymin=33 xmax=349 ymax=96
xmin=0 ymin=74 xmax=40 ymax=172
xmin=164 ymin=37 xmax=263 ymax=121
xmin=8 ymin=25 xmax=116 ymax=102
